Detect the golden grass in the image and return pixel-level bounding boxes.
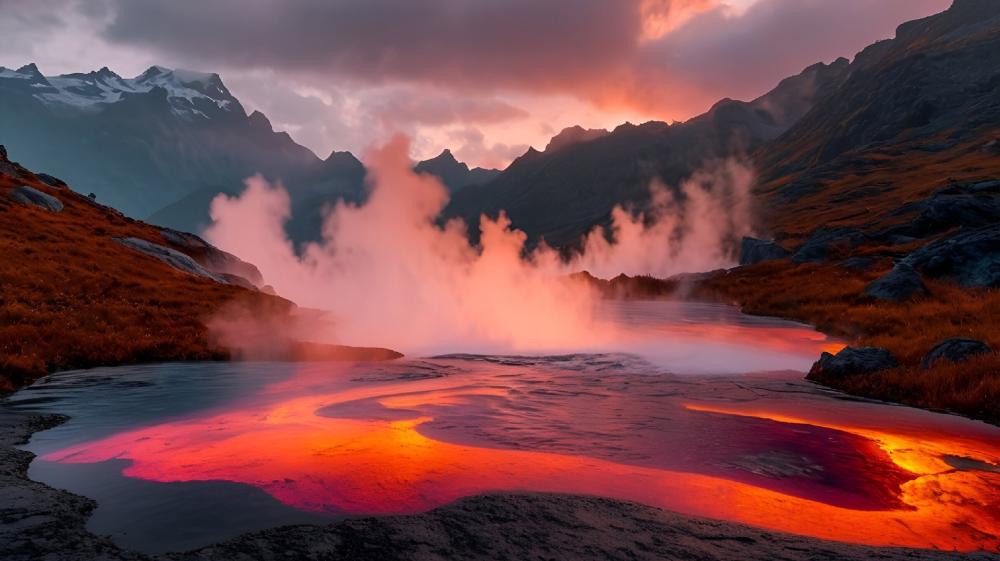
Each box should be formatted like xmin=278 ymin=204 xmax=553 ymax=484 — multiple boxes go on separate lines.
xmin=698 ymin=261 xmax=1000 ymax=424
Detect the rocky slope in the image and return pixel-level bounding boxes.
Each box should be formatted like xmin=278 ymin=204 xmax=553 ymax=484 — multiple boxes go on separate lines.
xmin=0 ymin=146 xmax=396 ymax=393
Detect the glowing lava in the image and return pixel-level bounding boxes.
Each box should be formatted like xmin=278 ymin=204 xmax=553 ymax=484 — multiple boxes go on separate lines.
xmin=44 ymin=361 xmax=1000 ymax=553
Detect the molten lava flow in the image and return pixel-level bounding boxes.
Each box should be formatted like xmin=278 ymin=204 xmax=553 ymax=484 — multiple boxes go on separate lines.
xmin=43 ymin=366 xmax=1000 ymax=553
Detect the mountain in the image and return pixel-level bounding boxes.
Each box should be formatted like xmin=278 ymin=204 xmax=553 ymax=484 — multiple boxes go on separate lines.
xmin=0 ymin=64 xmax=364 ymax=225
xmin=754 ymin=0 xmax=1000 ymax=241
xmin=413 ymin=149 xmax=500 ymax=193
xmin=444 ymin=58 xmax=852 ymax=248
xmin=544 ymin=126 xmax=610 ymax=153
xmin=0 ymin=145 xmax=400 ymax=392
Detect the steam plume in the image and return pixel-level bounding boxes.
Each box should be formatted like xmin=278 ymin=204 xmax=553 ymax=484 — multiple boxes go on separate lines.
xmin=204 ymin=135 xmax=753 ymax=355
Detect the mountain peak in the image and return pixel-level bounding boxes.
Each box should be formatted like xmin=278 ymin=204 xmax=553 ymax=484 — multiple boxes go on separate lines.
xmin=544 ymin=126 xmax=609 ymax=153
xmin=248 ymin=110 xmax=273 ymax=131
xmin=16 ymin=63 xmax=41 ymax=76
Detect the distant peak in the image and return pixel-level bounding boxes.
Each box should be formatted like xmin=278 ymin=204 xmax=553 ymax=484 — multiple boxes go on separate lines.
xmin=428 ymin=148 xmax=458 ymax=163
xmin=544 ymin=126 xmax=609 ymax=152
xmin=15 ymin=63 xmax=42 ymax=77
xmin=248 ymin=110 xmax=273 ymax=131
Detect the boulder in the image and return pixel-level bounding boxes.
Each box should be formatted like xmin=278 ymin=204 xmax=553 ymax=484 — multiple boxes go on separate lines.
xmin=837 ymin=256 xmax=876 ymax=271
xmin=864 ymin=262 xmax=928 ymax=301
xmin=8 ymin=185 xmax=63 ymax=212
xmin=808 ymin=347 xmax=898 ymax=378
xmin=160 ymin=228 xmax=264 ymax=286
xmin=903 ymin=224 xmax=1000 ymax=287
xmin=792 ymin=227 xmax=868 ymax=264
xmin=35 ymin=173 xmax=67 ymax=189
xmin=739 ymin=237 xmax=789 ymax=265
xmin=921 ymin=338 xmax=992 ymax=369
xmin=117 ymin=237 xmax=229 ymax=284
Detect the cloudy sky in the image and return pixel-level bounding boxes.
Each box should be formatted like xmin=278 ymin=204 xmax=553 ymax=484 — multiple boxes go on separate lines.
xmin=1 ymin=0 xmax=950 ymax=167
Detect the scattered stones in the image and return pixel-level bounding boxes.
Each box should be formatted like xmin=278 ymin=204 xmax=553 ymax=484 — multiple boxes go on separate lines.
xmin=809 ymin=347 xmax=898 ymax=378
xmin=739 ymin=237 xmax=789 ymax=265
xmin=8 ymin=185 xmax=63 ymax=212
xmin=903 ymin=224 xmax=1000 ymax=287
xmin=921 ymin=338 xmax=993 ymax=369
xmin=117 ymin=237 xmax=228 ymax=284
xmin=865 ymin=263 xmax=928 ymax=301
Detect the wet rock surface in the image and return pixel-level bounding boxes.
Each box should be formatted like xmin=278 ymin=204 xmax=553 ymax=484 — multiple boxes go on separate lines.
xmin=809 ymin=347 xmax=898 ymax=378
xmin=921 ymin=338 xmax=993 ymax=369
xmin=1 ymin=409 xmax=988 ymax=561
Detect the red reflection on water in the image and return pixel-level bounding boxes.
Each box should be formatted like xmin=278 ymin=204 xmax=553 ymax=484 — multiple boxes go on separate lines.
xmin=45 ymin=372 xmax=1000 ymax=552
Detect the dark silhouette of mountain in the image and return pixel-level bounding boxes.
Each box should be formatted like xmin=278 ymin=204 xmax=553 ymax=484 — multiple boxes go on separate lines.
xmin=544 ymin=126 xmax=610 ymax=153
xmin=414 ymin=149 xmax=500 ymax=193
xmin=444 ymin=58 xmax=852 ymax=248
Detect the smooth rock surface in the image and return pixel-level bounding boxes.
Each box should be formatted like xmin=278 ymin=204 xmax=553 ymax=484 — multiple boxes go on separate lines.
xmin=8 ymin=185 xmax=63 ymax=212
xmin=921 ymin=338 xmax=993 ymax=369
xmin=117 ymin=237 xmax=228 ymax=284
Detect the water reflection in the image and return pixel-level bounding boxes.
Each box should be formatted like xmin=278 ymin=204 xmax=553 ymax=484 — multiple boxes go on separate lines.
xmin=9 ymin=302 xmax=999 ymax=553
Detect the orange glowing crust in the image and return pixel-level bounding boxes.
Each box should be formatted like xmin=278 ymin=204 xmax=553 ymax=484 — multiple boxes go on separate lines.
xmin=45 ymin=384 xmax=999 ymax=552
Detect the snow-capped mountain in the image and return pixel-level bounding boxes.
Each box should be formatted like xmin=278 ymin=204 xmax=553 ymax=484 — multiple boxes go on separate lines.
xmin=0 ymin=63 xmax=238 ymax=118
xmin=0 ymin=63 xmax=366 ymax=221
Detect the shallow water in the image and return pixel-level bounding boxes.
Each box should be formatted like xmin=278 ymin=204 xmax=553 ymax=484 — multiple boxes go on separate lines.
xmin=6 ymin=301 xmax=1000 ymax=554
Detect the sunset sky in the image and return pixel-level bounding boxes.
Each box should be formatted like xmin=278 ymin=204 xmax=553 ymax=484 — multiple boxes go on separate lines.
xmin=1 ymin=0 xmax=951 ymax=167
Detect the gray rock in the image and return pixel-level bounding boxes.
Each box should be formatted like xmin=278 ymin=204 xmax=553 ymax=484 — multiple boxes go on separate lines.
xmin=865 ymin=263 xmax=928 ymax=301
xmin=903 ymin=224 xmax=1000 ymax=287
xmin=921 ymin=338 xmax=993 ymax=369
xmin=809 ymin=347 xmax=898 ymax=378
xmin=8 ymin=185 xmax=63 ymax=212
xmin=792 ymin=227 xmax=868 ymax=264
xmin=160 ymin=228 xmax=264 ymax=286
xmin=739 ymin=237 xmax=789 ymax=265
xmin=837 ymin=256 xmax=876 ymax=271
xmin=117 ymin=237 xmax=228 ymax=284
xmin=35 ymin=173 xmax=67 ymax=189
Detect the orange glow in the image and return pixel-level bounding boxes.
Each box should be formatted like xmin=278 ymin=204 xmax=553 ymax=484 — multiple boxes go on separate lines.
xmin=44 ymin=369 xmax=1000 ymax=553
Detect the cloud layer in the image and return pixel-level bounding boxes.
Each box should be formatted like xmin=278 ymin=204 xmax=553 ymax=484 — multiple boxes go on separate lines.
xmin=1 ymin=0 xmax=952 ymax=165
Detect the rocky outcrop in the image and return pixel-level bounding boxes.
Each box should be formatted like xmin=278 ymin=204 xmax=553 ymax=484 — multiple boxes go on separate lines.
xmin=902 ymin=224 xmax=1000 ymax=287
xmin=8 ymin=185 xmax=63 ymax=212
xmin=877 ymin=180 xmax=1000 ymax=240
xmin=837 ymin=256 xmax=877 ymax=271
xmin=865 ymin=263 xmax=928 ymax=301
xmin=739 ymin=237 xmax=789 ymax=265
xmin=921 ymin=338 xmax=993 ymax=369
xmin=159 ymin=229 xmax=263 ymax=286
xmin=808 ymin=347 xmax=898 ymax=378
xmin=34 ymin=173 xmax=67 ymax=189
xmin=117 ymin=237 xmax=228 ymax=284
xmin=792 ymin=227 xmax=868 ymax=264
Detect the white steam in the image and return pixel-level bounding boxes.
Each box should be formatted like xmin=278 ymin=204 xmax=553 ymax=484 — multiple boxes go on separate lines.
xmin=204 ymin=135 xmax=754 ymax=356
